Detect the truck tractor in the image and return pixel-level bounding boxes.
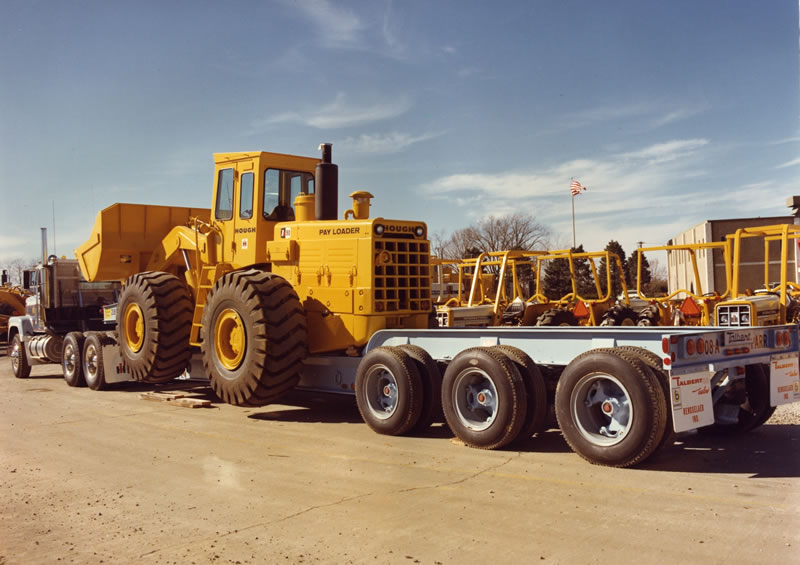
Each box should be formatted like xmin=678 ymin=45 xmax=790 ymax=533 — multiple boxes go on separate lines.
xmin=7 ymin=228 xmax=121 ymax=384
xmin=64 ymin=144 xmax=432 ymax=406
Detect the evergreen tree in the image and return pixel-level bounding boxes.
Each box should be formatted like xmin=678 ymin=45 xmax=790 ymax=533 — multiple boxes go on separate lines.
xmin=627 ymin=250 xmax=652 ymax=294
xmin=542 ymin=254 xmax=573 ymax=300
xmin=573 ymin=244 xmax=598 ymax=299
xmin=598 ymin=240 xmax=628 ymax=299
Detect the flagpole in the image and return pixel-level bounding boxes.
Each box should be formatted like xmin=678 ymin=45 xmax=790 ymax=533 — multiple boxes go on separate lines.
xmin=571 ymin=194 xmax=576 ymax=249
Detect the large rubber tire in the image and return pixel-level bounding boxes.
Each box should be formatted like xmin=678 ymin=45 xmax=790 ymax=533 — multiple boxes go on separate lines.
xmin=636 ymin=305 xmax=660 ymax=326
xmin=493 ymin=345 xmax=548 ymax=440
xmin=62 ymin=332 xmax=86 ymax=387
xmin=201 ymin=269 xmax=307 ymax=406
xmin=355 ymin=346 xmax=424 ymax=436
xmin=83 ymin=332 xmax=110 ymax=391
xmin=118 ymin=271 xmax=193 ymax=383
xmin=10 ymin=333 xmax=31 ymax=379
xmin=599 ymin=305 xmax=638 ymax=327
xmin=608 ymin=346 xmax=674 ymax=450
xmin=397 ymin=344 xmax=443 ymax=433
xmin=442 ymin=347 xmax=527 ymax=450
xmin=555 ymin=348 xmax=668 ymax=467
xmin=536 ymin=309 xmax=578 ymax=327
xmin=700 ymin=363 xmax=776 ymax=435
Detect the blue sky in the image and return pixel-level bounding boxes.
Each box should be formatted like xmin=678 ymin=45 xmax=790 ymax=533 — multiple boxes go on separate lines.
xmin=1 ymin=0 xmax=798 ymax=264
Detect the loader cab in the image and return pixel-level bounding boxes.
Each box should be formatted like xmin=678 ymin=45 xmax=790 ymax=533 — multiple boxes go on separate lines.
xmin=211 ymin=151 xmax=319 ymax=268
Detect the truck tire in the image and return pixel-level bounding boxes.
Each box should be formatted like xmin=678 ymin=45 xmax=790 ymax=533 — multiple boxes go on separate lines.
xmin=536 ymin=309 xmax=578 ymax=327
xmin=599 ymin=305 xmax=637 ymax=326
xmin=442 ymin=347 xmax=527 ymax=450
xmin=10 ymin=333 xmax=31 ymax=379
xmin=555 ymin=349 xmax=667 ymax=467
xmin=62 ymin=332 xmax=86 ymax=387
xmin=606 ymin=346 xmax=674 ymax=450
xmin=202 ymin=269 xmax=307 ymax=406
xmin=700 ymin=363 xmax=775 ymax=435
xmin=493 ymin=345 xmax=548 ymax=440
xmin=356 ymin=346 xmax=424 ymax=436
xmin=83 ymin=332 xmax=109 ymax=391
xmin=118 ymin=271 xmax=193 ymax=383
xmin=397 ymin=344 xmax=443 ymax=433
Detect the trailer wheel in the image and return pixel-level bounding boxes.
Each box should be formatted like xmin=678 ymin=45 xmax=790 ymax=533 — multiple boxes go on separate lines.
xmin=555 ymin=349 xmax=667 ymax=467
xmin=700 ymin=363 xmax=775 ymax=434
xmin=118 ymin=271 xmax=193 ymax=383
xmin=62 ymin=332 xmax=86 ymax=387
xmin=83 ymin=332 xmax=110 ymax=391
xmin=397 ymin=344 xmax=443 ymax=433
xmin=599 ymin=305 xmax=637 ymax=326
xmin=202 ymin=269 xmax=307 ymax=406
xmin=442 ymin=347 xmax=527 ymax=449
xmin=10 ymin=333 xmax=31 ymax=379
xmin=607 ymin=346 xmax=674 ymax=450
xmin=355 ymin=346 xmax=424 ymax=436
xmin=536 ymin=309 xmax=578 ymax=326
xmin=493 ymin=345 xmax=548 ymax=440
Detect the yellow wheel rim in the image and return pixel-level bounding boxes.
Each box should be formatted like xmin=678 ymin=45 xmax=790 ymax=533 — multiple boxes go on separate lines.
xmin=124 ymin=303 xmax=145 ymax=352
xmin=214 ymin=308 xmax=246 ymax=370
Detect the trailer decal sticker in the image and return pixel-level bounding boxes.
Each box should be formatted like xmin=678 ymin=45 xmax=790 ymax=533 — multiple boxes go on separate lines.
xmin=770 ymin=353 xmax=800 ymax=406
xmin=670 ymin=371 xmax=714 ymax=432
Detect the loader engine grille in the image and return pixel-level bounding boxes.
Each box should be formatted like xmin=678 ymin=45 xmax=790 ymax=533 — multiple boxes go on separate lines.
xmin=374 ymin=240 xmax=431 ymax=312
xmin=716 ymin=304 xmax=751 ymax=327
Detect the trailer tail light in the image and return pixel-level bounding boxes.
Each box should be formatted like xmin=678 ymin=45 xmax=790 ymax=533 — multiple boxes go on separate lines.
xmin=686 ymin=339 xmax=695 ymax=355
xmin=696 ymin=338 xmax=705 ymax=354
xmin=662 ymin=337 xmax=669 ymax=354
xmin=777 ymin=331 xmax=784 ymax=347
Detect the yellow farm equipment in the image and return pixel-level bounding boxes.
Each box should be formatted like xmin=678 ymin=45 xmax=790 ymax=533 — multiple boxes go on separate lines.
xmin=714 ymin=224 xmax=800 ymax=327
xmin=632 ymin=241 xmax=732 ymax=326
xmin=0 ymin=279 xmax=28 ymax=340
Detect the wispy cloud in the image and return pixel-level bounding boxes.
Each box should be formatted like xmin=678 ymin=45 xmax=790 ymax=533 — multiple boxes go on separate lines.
xmin=776 ymin=156 xmax=800 ymax=169
xmin=443 ymin=45 xmax=457 ymax=54
xmin=619 ymin=139 xmax=709 ymax=164
xmin=560 ymin=102 xmax=706 ymax=131
xmin=650 ymin=105 xmax=707 ymax=128
xmin=257 ymin=93 xmax=412 ymax=130
xmin=338 ymin=131 xmax=444 ymax=154
xmin=294 ymin=0 xmax=364 ymax=48
xmin=770 ymin=136 xmax=800 ymax=145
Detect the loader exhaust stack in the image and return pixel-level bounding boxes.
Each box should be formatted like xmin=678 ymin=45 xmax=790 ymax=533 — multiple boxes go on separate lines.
xmin=315 ymin=143 xmax=339 ymax=221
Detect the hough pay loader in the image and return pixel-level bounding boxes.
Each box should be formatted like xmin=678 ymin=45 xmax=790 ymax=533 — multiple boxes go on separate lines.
xmin=71 ymin=144 xmax=432 ymax=407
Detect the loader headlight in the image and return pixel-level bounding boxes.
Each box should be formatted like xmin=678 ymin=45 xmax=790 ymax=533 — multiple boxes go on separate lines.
xmin=414 ymin=226 xmax=424 ymax=237
xmin=375 ymin=224 xmax=385 ymax=235
xmin=718 ymin=313 xmax=729 ymax=325
xmin=740 ymin=312 xmax=750 ymax=325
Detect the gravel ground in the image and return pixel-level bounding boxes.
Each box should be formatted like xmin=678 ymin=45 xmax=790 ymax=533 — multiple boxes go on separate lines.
xmin=767 ymin=401 xmax=800 ymax=425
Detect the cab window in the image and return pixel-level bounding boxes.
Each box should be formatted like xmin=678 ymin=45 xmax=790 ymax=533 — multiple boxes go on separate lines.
xmin=263 ymin=169 xmax=314 ymax=221
xmin=215 ymin=168 xmax=234 ymax=221
xmin=239 ymin=172 xmax=254 ymax=219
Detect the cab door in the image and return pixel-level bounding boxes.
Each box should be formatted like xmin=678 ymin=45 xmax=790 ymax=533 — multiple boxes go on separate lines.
xmin=213 ymin=161 xmax=259 ymax=268
xmin=231 ymin=164 xmax=258 ymax=267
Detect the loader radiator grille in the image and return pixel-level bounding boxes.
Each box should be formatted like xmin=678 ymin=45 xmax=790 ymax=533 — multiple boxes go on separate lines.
xmin=374 ymin=240 xmax=431 ymax=312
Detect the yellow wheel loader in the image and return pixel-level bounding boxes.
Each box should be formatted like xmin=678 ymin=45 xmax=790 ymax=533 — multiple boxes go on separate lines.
xmin=74 ymin=144 xmax=432 ymax=406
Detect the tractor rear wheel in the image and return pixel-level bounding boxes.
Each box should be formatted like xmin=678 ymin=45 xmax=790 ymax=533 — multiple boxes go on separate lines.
xmin=536 ymin=309 xmax=578 ymax=327
xmin=201 ymin=269 xmax=307 ymax=406
xmin=118 ymin=272 xmax=193 ymax=383
xmin=599 ymin=305 xmax=637 ymax=326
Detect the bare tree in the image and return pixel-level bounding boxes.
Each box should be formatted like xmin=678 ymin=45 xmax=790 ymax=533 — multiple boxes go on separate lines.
xmin=440 ymin=212 xmax=551 ymax=260
xmin=0 ymin=258 xmax=39 ymax=286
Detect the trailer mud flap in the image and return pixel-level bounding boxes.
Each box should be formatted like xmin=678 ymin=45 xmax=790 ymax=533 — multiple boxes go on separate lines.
xmin=770 ymin=353 xmax=800 ymax=406
xmin=669 ymin=371 xmax=714 ymax=432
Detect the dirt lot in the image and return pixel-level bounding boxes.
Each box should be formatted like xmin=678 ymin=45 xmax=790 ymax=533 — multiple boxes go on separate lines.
xmin=1 ymin=346 xmax=798 ymax=564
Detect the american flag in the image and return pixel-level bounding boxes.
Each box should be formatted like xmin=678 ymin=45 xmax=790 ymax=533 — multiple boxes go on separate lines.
xmin=570 ymin=180 xmax=586 ymax=196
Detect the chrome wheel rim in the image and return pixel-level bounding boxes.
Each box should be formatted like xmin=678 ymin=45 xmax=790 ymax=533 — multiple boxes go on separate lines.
xmin=571 ymin=373 xmax=633 ymax=446
xmin=452 ymin=368 xmax=498 ymax=431
xmin=364 ymin=364 xmax=399 ymax=420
